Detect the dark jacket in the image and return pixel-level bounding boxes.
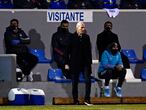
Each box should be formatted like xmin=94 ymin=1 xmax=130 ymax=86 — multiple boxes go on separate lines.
xmin=51 ymin=27 xmax=72 ymax=65
xmin=69 ymin=32 xmax=92 ymax=74
xmin=4 ymin=26 xmax=30 ymax=54
xmin=96 ymin=30 xmax=121 ymax=61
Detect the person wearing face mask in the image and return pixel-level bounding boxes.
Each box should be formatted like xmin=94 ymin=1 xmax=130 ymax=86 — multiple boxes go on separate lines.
xmin=69 ymin=22 xmax=92 ymax=106
xmin=4 ymin=19 xmax=38 ymax=82
xmin=51 ymin=20 xmax=72 ymax=79
xmin=98 ymin=42 xmax=126 ymax=97
xmin=96 ymin=21 xmax=130 ymax=68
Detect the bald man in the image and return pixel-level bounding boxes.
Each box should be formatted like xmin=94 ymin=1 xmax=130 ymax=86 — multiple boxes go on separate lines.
xmin=69 ymin=22 xmax=92 ymax=105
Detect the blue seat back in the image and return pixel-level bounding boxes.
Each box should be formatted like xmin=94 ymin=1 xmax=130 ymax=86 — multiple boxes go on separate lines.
xmin=55 ymin=69 xmax=63 ymax=78
xmin=122 ymin=49 xmax=144 ymax=63
xmin=103 ymin=0 xmax=117 ymax=9
xmin=30 ymin=48 xmax=52 ymax=63
xmin=50 ymin=0 xmax=66 ymax=9
xmin=48 ymin=68 xmax=63 ymax=81
xmin=122 ymin=49 xmax=137 ymax=59
xmin=0 ymin=0 xmax=13 ymax=9
xmin=29 ymin=49 xmax=46 ymax=60
xmin=140 ymin=69 xmax=146 ymax=81
xmin=143 ymin=50 xmax=146 ymax=60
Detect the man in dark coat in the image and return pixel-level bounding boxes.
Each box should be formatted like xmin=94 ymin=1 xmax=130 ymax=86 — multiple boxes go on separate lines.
xmin=96 ymin=21 xmax=130 ymax=68
xmin=4 ymin=19 xmax=38 ymax=81
xmin=51 ymin=20 xmax=71 ymax=79
xmin=69 ymin=22 xmax=92 ymax=105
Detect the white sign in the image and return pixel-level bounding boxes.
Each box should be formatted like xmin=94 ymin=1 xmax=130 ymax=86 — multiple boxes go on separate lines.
xmin=105 ymin=8 xmax=120 ymax=18
xmin=47 ymin=10 xmax=93 ymax=22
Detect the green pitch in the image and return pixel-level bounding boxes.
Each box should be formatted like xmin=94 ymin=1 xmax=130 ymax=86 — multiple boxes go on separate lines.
xmin=0 ymin=104 xmax=146 ymax=110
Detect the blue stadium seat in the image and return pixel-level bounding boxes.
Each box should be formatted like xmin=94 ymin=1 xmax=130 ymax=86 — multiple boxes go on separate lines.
xmin=121 ymin=49 xmax=144 ymax=63
xmin=49 ymin=0 xmax=66 ymax=9
xmin=48 ymin=68 xmax=71 ymax=83
xmin=140 ymin=69 xmax=146 ymax=81
xmin=79 ymin=72 xmax=95 ymax=83
xmin=143 ymin=50 xmax=146 ymax=61
xmin=103 ymin=0 xmax=118 ymax=9
xmin=0 ymin=0 xmax=13 ymax=9
xmin=29 ymin=48 xmax=52 ymax=63
xmin=48 ymin=68 xmax=57 ymax=81
xmin=48 ymin=69 xmax=95 ymax=83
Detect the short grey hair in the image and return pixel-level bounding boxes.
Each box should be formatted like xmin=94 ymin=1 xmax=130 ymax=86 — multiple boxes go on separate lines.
xmin=76 ymin=21 xmax=85 ymax=29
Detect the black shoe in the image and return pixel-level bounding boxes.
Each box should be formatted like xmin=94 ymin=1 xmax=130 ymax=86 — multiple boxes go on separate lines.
xmin=73 ymin=100 xmax=80 ymax=105
xmin=84 ymin=100 xmax=93 ymax=106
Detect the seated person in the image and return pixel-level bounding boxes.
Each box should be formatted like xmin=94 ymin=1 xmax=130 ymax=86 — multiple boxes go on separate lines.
xmin=98 ymin=42 xmax=126 ymax=97
xmin=4 ymin=19 xmax=38 ymax=81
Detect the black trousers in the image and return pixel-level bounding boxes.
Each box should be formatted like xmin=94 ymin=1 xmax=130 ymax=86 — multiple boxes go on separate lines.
xmin=17 ymin=53 xmax=38 ymax=76
xmin=71 ymin=67 xmax=91 ymax=102
xmin=99 ymin=68 xmax=126 ymax=87
xmin=120 ymin=52 xmax=130 ymax=68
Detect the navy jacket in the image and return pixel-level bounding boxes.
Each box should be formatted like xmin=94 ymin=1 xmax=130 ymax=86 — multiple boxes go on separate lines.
xmin=4 ymin=26 xmax=30 ymax=54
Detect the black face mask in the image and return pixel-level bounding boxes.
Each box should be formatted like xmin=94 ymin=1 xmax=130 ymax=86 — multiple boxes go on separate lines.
xmin=10 ymin=25 xmax=18 ymax=33
xmin=10 ymin=25 xmax=16 ymax=30
xmin=111 ymin=49 xmax=118 ymax=55
xmin=61 ymin=28 xmax=68 ymax=33
xmin=105 ymin=26 xmax=111 ymax=31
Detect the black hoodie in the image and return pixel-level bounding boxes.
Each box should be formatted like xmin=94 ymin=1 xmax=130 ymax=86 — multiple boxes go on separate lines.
xmin=4 ymin=26 xmax=30 ymax=54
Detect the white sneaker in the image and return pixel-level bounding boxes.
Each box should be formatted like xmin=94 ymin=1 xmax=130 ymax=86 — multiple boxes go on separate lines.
xmin=16 ymin=68 xmax=22 ymax=73
xmin=28 ymin=72 xmax=33 ymax=82
xmin=84 ymin=101 xmax=93 ymax=106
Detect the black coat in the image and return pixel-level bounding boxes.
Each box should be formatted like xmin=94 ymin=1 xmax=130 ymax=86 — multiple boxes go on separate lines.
xmin=51 ymin=27 xmax=72 ymax=65
xmin=96 ymin=30 xmax=121 ymax=61
xmin=69 ymin=32 xmax=92 ymax=74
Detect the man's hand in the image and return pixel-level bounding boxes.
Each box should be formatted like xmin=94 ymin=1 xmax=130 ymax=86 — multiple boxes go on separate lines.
xmin=65 ymin=64 xmax=69 ymax=70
